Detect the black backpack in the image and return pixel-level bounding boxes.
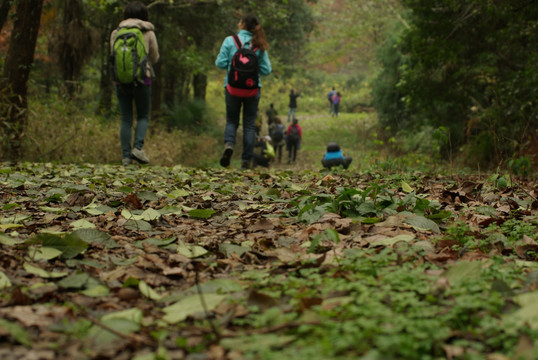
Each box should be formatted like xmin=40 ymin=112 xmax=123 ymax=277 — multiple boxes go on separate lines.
xmin=271 ymin=124 xmax=285 ymax=143
xmin=288 ymin=125 xmax=300 ymax=144
xmin=226 ymin=35 xmax=260 ymax=97
xmin=326 ymin=142 xmax=341 ymax=152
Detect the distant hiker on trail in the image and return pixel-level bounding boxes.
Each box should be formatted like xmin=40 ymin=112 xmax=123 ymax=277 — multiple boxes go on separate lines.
xmin=322 ymin=142 xmax=352 ymax=169
xmin=266 ymin=103 xmax=277 ymax=127
xmin=268 ymin=117 xmax=286 ymax=162
xmin=252 ymin=135 xmax=275 ymax=168
xmin=287 ymin=89 xmax=300 ymax=122
xmin=332 ymin=92 xmax=342 ymax=117
xmin=111 ymin=1 xmax=159 ymax=166
xmin=286 ymin=118 xmax=302 ymax=164
xmin=327 ymin=87 xmax=336 ymax=114
xmin=215 ymin=14 xmax=272 ymax=169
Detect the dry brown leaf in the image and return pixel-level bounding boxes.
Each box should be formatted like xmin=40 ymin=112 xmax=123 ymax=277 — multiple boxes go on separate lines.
xmin=0 ymin=305 xmax=69 ymax=328
xmin=443 ymin=344 xmax=465 ymax=359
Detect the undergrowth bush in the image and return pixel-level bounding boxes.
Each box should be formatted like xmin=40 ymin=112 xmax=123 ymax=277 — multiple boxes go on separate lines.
xmin=21 ymin=96 xmax=221 ymax=167
xmin=164 ymin=99 xmax=220 ymax=137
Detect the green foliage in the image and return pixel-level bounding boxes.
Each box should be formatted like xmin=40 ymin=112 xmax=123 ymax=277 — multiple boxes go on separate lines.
xmin=236 ymin=246 xmax=534 ymax=359
xmin=164 ymin=99 xmax=218 ymax=136
xmin=373 ymin=0 xmax=538 ymax=169
xmin=292 ymin=181 xmax=450 ymax=225
xmin=509 ymin=156 xmax=533 ymax=177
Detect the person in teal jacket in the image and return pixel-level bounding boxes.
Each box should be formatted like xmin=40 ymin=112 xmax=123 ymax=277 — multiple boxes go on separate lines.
xmin=215 ymin=14 xmax=272 ymax=169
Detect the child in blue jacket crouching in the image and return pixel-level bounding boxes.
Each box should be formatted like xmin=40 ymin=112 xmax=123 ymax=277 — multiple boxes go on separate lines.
xmin=321 ymin=142 xmax=352 ymax=169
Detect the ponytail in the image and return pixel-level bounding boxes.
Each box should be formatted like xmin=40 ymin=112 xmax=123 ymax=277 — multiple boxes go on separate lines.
xmin=241 ymin=14 xmax=269 ymax=51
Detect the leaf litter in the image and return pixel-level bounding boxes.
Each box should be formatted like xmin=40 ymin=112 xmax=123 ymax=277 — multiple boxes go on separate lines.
xmin=0 ymin=163 xmax=537 ymax=359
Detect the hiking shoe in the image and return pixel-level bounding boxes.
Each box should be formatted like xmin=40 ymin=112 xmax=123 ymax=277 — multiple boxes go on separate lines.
xmin=241 ymin=160 xmax=251 ymax=169
xmin=132 ymin=148 xmax=149 ymax=164
xmin=220 ymin=144 xmax=234 ymax=167
xmin=122 ymin=158 xmax=132 ymax=166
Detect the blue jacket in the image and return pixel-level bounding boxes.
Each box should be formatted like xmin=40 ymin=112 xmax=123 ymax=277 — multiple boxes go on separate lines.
xmin=324 ymin=149 xmax=344 ymax=161
xmin=215 ymin=30 xmax=272 ymax=88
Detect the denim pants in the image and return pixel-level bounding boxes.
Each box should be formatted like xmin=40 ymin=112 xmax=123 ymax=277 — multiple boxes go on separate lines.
xmin=224 ymin=89 xmax=260 ymax=162
xmin=116 ymin=84 xmax=151 ymax=159
xmin=288 ymin=140 xmax=298 ymax=162
xmin=288 ymin=107 xmax=296 ymax=122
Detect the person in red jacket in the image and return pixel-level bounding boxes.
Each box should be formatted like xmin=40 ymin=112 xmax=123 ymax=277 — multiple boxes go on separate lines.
xmin=286 ymin=118 xmax=302 ymax=164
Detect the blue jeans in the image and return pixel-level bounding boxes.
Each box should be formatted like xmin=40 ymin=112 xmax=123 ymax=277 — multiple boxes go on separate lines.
xmin=116 ymin=84 xmax=151 ymax=159
xmin=224 ymin=89 xmax=260 ymax=162
xmin=288 ymin=107 xmax=296 ymax=122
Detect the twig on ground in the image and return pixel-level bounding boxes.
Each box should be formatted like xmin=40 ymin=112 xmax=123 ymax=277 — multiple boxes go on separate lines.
xmin=195 ymin=266 xmax=221 ymax=340
xmin=84 ymin=314 xmax=154 ymax=347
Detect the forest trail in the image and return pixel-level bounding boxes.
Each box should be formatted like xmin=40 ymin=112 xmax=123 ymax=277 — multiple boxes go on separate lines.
xmin=261 ymin=111 xmax=377 ymax=172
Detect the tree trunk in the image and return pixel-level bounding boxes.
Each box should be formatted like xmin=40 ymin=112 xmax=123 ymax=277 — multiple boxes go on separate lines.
xmin=0 ymin=0 xmax=12 ymax=32
xmin=0 ymin=0 xmax=44 ymax=161
xmin=96 ymin=25 xmax=113 ymax=116
xmin=57 ymin=0 xmax=91 ymax=98
xmin=163 ymin=70 xmax=176 ymax=109
xmin=151 ymin=61 xmax=162 ymax=119
xmin=193 ymin=73 xmax=207 ymax=101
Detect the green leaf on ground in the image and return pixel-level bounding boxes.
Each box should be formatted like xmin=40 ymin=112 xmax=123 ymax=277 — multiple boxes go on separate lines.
xmin=0 ymin=270 xmax=12 ymax=289
xmin=0 ymin=319 xmax=31 ymax=347
xmin=177 ymin=241 xmax=208 ymax=258
xmin=162 ymin=294 xmax=226 ymax=324
xmin=188 ymin=209 xmax=216 ymax=219
xmin=88 ymin=308 xmax=142 ymax=343
xmin=443 ymin=261 xmax=483 ymax=285
xmin=404 ymin=215 xmax=440 ymax=233
xmin=23 ymin=263 xmax=68 ymax=278
xmin=70 ymin=219 xmax=96 ymax=229
xmin=40 ymin=233 xmax=89 ymax=259
xmin=220 ymin=243 xmax=250 ymax=257
xmin=141 ymin=208 xmax=161 ymax=221
xmin=28 ymin=246 xmax=63 ymax=261
xmin=58 ymin=272 xmax=91 ymax=289
xmin=124 ymin=219 xmax=152 ymax=231
xmin=139 ymin=280 xmax=163 ymax=300
xmin=73 ymin=228 xmax=111 ymax=244
xmin=401 ymin=181 xmax=414 ymax=193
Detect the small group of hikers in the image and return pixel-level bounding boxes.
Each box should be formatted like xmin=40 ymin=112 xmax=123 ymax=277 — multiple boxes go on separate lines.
xmin=253 ymin=107 xmax=303 ymax=167
xmin=111 ymin=2 xmax=349 ymax=170
xmin=327 ymin=87 xmax=342 ymax=117
xmin=249 ymin=117 xmax=302 ymax=168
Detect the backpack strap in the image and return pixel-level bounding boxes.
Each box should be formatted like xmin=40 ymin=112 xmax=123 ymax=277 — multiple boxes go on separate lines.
xmin=232 ymin=34 xmax=258 ymax=52
xmin=232 ymin=34 xmax=242 ymax=49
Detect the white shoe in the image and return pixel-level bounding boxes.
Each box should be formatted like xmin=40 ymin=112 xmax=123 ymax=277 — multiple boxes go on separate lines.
xmin=132 ymin=148 xmax=149 ymax=164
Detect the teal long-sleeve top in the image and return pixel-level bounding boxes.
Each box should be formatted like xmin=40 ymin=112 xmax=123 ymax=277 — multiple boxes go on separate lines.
xmin=215 ymin=29 xmax=272 ymax=88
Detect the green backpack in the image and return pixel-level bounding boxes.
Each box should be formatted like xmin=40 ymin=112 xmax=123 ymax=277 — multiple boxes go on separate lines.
xmin=112 ymin=27 xmax=148 ymax=85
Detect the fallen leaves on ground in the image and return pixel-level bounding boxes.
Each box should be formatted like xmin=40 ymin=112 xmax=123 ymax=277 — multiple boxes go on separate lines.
xmin=0 ymin=163 xmax=537 ymax=359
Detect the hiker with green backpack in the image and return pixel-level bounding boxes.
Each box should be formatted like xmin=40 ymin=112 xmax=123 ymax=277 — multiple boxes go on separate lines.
xmin=110 ymin=1 xmax=159 ymax=166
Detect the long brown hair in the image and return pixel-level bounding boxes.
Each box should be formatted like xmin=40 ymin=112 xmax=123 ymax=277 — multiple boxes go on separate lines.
xmin=241 ymin=14 xmax=269 ymax=51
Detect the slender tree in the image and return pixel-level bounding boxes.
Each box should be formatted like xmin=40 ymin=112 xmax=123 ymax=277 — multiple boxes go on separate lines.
xmin=0 ymin=0 xmax=44 ymax=160
xmin=49 ymin=0 xmax=93 ymax=98
xmin=0 ymin=0 xmax=13 ymax=32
